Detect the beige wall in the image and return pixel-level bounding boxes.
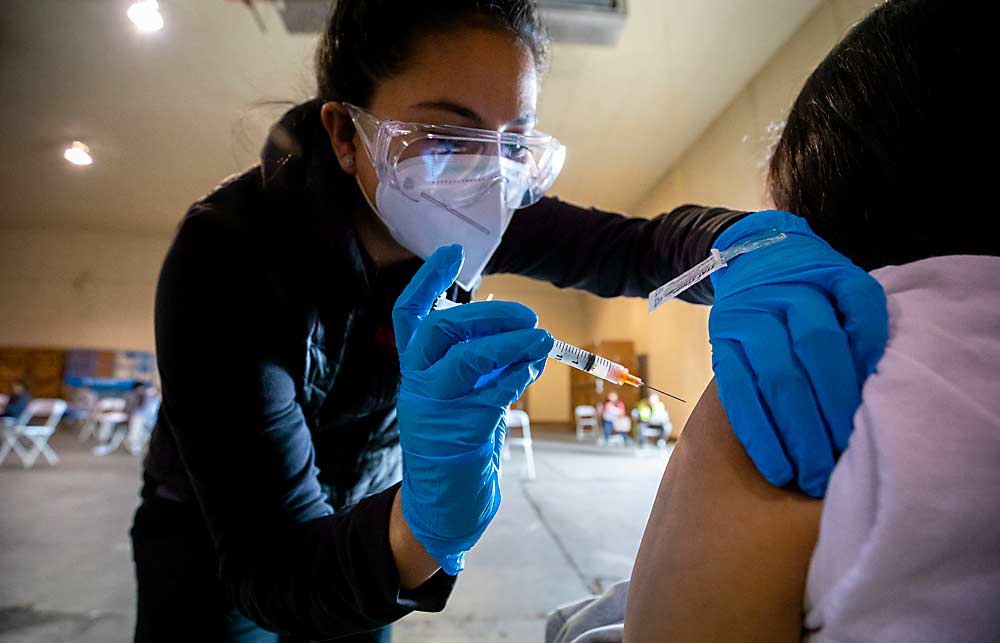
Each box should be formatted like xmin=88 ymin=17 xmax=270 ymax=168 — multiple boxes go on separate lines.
xmin=0 ymin=229 xmax=168 ymax=353
xmin=581 ymin=0 xmax=879 ymax=431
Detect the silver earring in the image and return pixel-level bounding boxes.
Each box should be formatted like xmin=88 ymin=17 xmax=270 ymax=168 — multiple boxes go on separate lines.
xmin=342 ymin=154 xmax=355 ymax=168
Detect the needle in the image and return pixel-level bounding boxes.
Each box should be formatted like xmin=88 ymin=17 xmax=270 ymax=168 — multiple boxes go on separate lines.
xmin=435 ymin=292 xmax=688 ymax=403
xmin=640 ymin=382 xmax=686 ymax=404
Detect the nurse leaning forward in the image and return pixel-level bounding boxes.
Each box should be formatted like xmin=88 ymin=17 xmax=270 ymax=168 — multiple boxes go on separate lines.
xmin=132 ymin=1 xmax=888 ymax=641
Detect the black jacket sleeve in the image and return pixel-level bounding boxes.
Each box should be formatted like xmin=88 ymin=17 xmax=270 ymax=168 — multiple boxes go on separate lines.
xmin=154 ymin=207 xmax=453 ymax=639
xmin=487 ymin=197 xmax=748 ymax=305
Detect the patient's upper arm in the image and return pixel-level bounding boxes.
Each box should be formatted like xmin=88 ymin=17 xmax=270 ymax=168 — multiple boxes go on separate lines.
xmin=625 ymin=380 xmax=822 ymax=643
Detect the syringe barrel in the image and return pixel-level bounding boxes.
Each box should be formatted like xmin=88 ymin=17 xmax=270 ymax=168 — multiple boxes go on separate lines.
xmin=548 ymin=339 xmax=628 ymax=385
xmin=434 ymin=297 xmax=637 ymax=387
xmin=603 ymin=362 xmax=632 ymax=385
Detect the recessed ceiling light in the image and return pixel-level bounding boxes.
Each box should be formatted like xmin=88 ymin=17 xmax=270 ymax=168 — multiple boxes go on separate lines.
xmin=64 ymin=141 xmax=93 ymax=166
xmin=127 ymin=0 xmax=164 ymax=33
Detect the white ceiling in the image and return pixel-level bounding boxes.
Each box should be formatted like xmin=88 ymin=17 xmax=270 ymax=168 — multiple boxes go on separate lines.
xmin=0 ymin=0 xmax=821 ymax=236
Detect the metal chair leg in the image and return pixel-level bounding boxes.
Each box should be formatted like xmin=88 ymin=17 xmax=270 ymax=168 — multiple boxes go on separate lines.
xmin=35 ymin=437 xmax=59 ymax=465
xmin=0 ymin=430 xmax=17 ymax=465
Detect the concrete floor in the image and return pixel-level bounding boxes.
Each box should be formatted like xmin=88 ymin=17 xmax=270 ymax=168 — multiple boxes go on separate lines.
xmin=0 ymin=429 xmax=671 ymax=642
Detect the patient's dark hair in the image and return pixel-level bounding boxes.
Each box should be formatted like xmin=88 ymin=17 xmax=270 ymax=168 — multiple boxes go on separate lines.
xmin=316 ymin=0 xmax=549 ymax=107
xmin=768 ymin=0 xmax=991 ymax=271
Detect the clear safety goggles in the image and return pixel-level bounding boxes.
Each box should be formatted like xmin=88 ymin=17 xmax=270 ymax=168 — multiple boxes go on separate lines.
xmin=343 ymin=103 xmax=566 ymax=209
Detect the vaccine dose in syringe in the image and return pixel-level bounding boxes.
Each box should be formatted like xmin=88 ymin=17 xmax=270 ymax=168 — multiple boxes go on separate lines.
xmin=433 ymin=294 xmax=683 ymax=401
xmin=547 ymin=339 xmax=642 ymax=388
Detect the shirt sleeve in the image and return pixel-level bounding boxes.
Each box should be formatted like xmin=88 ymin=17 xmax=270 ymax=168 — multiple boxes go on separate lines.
xmin=154 ymin=206 xmax=454 ymax=639
xmin=486 ymin=197 xmax=747 ymax=305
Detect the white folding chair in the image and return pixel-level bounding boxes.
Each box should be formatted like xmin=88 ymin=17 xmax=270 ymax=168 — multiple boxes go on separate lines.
xmin=0 ymin=399 xmax=67 ymax=468
xmin=91 ymin=397 xmax=129 ymax=456
xmin=575 ymin=405 xmax=598 ymax=441
xmin=502 ymin=409 xmax=536 ymax=480
xmin=74 ymin=389 xmax=100 ymax=442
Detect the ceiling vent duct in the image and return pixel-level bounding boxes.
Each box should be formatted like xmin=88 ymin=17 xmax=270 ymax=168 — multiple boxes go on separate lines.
xmin=267 ymin=0 xmax=627 ymax=46
xmin=539 ymin=0 xmax=627 ymax=46
xmin=270 ymin=0 xmax=331 ymax=34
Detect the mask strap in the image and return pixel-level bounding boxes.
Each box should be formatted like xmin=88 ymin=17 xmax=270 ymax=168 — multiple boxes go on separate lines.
xmin=355 ymin=175 xmax=380 ymax=217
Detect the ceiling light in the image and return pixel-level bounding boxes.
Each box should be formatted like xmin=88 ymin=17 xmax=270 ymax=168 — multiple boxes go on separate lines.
xmin=127 ymin=1 xmax=164 ymax=33
xmin=64 ymin=142 xmax=93 ymax=166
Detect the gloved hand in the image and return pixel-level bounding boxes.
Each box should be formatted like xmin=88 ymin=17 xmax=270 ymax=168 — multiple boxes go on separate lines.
xmin=393 ymin=244 xmax=552 ymax=575
xmin=709 ymin=210 xmax=887 ymax=497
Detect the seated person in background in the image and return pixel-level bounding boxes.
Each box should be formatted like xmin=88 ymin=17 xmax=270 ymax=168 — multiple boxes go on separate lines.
xmin=635 ymin=397 xmax=651 ymax=424
xmin=626 ymin=1 xmax=997 ymax=641
xmin=600 ymin=391 xmax=629 ymax=443
xmin=645 ymin=394 xmax=670 ymax=441
xmin=1 ymin=381 xmax=32 ymax=420
xmin=634 ymin=394 xmax=672 ymax=446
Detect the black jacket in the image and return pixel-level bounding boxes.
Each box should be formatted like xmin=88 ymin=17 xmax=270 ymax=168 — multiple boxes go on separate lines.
xmin=140 ymin=100 xmax=745 ymax=638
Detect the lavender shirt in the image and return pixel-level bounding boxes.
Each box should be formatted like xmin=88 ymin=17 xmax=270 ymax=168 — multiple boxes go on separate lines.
xmin=804 ymin=255 xmax=1000 ymax=642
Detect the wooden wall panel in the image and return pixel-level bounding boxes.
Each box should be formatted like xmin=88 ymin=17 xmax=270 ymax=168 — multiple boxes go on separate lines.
xmin=0 ymin=348 xmax=66 ymax=398
xmin=0 ymin=349 xmax=28 ymax=394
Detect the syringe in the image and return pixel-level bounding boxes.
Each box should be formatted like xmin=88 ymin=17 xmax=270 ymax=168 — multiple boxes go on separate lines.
xmin=647 ymin=230 xmax=787 ymax=313
xmin=434 ymin=296 xmax=685 ymax=403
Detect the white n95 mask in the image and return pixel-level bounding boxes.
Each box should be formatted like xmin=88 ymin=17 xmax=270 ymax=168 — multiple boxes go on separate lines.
xmin=370 ymin=155 xmax=529 ymax=290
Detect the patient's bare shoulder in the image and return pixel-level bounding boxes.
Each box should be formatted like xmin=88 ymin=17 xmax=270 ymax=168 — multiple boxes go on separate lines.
xmin=625 ymin=380 xmax=821 ymax=643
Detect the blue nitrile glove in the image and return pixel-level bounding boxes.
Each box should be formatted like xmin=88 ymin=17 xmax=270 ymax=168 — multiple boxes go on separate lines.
xmin=392 ymin=244 xmax=553 ymax=575
xmin=709 ymin=211 xmax=887 ymax=497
